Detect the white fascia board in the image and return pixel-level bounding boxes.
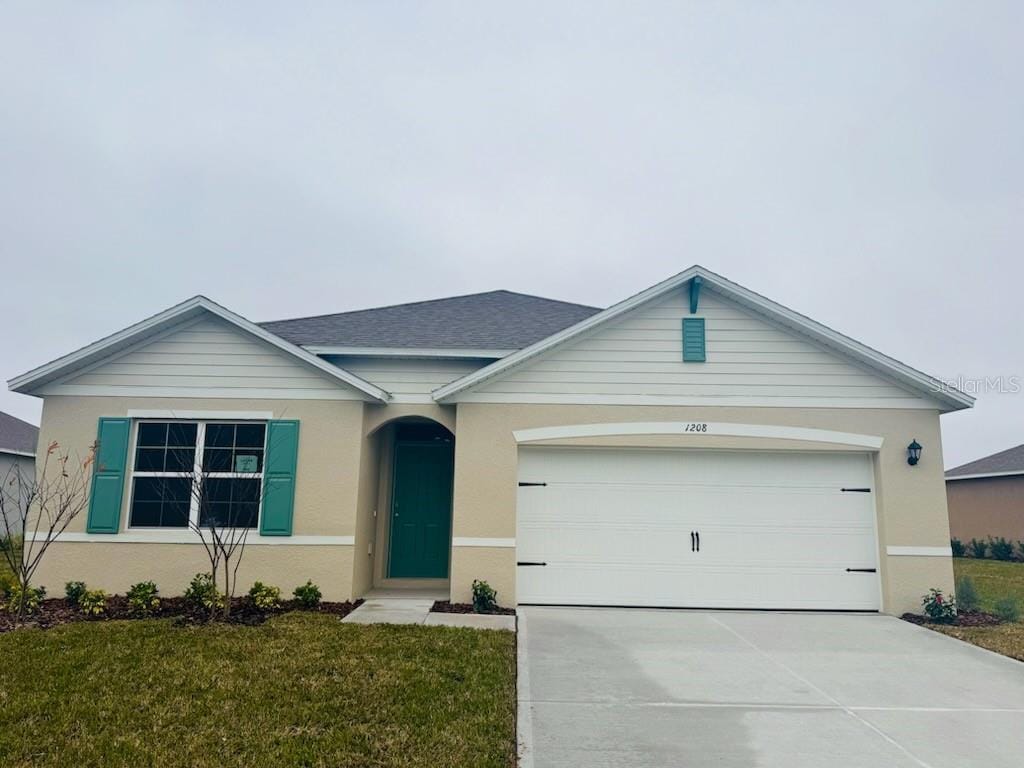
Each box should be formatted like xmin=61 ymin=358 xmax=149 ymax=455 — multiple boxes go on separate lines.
xmin=945 ymin=470 xmax=1024 ymax=482
xmin=0 ymin=448 xmax=35 ymax=458
xmin=432 ymin=265 xmax=974 ymax=412
xmin=307 ymin=345 xmax=515 ymax=359
xmin=8 ymin=296 xmax=391 ymax=403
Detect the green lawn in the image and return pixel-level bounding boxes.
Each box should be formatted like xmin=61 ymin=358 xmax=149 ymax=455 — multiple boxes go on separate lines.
xmin=934 ymin=559 xmax=1024 ymax=662
xmin=953 ymin=558 xmax=1024 ymax=611
xmin=0 ymin=614 xmax=516 ymax=767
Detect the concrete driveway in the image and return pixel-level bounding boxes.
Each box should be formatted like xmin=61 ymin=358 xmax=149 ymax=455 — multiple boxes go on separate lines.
xmin=518 ymin=607 xmax=1024 ymax=767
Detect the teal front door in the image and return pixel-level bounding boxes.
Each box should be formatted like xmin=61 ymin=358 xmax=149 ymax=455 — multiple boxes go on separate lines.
xmin=388 ymin=441 xmax=454 ymax=578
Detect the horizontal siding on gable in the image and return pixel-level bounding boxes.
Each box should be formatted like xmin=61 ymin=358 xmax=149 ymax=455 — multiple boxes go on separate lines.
xmin=464 ymin=288 xmax=937 ymax=408
xmin=43 ymin=317 xmax=365 ymax=400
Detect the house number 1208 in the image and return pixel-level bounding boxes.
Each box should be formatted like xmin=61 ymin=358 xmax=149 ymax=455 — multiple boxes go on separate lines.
xmin=683 ymin=423 xmax=709 ymax=433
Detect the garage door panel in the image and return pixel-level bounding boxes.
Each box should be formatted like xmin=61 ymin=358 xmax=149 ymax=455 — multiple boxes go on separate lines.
xmin=516 ymin=447 xmax=880 ymax=610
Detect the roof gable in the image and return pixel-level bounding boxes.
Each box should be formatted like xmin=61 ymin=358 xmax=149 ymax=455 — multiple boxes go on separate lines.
xmin=432 ymin=266 xmax=974 ymax=412
xmin=9 ymin=297 xmax=389 ymax=402
xmin=259 ymin=290 xmax=600 ymax=350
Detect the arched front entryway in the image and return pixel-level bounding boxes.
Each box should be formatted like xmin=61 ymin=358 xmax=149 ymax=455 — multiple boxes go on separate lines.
xmin=366 ymin=416 xmax=455 ymax=591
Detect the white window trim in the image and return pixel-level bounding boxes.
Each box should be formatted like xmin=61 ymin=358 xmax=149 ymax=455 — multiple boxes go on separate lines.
xmin=126 ymin=419 xmax=267 ymax=533
xmin=127 ymin=409 xmax=275 ymax=420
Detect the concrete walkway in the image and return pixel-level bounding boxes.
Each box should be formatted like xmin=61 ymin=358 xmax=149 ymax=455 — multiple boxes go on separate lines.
xmin=342 ymin=594 xmax=515 ymax=631
xmin=518 ymin=607 xmax=1024 ymax=768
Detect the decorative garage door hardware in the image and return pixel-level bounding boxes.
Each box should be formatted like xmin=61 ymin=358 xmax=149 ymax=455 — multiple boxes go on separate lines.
xmin=517 ymin=561 xmax=547 ymax=567
xmin=690 ymin=531 xmax=701 ymax=552
xmin=841 ymin=487 xmax=872 ymax=493
xmin=846 ymin=568 xmax=877 ymax=573
xmin=518 ymin=481 xmax=547 ymax=487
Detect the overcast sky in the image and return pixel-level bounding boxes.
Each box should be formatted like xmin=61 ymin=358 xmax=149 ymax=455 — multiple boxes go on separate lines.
xmin=2 ymin=2 xmax=1021 ymax=468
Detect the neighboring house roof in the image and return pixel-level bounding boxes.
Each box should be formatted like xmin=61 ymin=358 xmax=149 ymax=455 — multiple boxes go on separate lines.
xmin=0 ymin=411 xmax=39 ymax=456
xmin=432 ymin=265 xmax=975 ymax=412
xmin=946 ymin=444 xmax=1024 ymax=481
xmin=7 ymin=296 xmax=390 ymax=403
xmin=259 ymin=290 xmax=601 ymax=352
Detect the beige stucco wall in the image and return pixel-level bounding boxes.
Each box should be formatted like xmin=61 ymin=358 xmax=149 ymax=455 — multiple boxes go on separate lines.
xmin=449 ymin=403 xmax=954 ymax=615
xmin=34 ymin=542 xmax=355 ymax=601
xmin=31 ymin=394 xmax=954 ymax=615
xmin=34 ymin=395 xmax=366 ymax=600
xmin=947 ymin=476 xmax=1024 ymax=543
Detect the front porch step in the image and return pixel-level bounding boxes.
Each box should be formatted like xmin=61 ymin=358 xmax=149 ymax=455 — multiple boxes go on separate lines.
xmin=341 ymin=598 xmax=434 ymax=625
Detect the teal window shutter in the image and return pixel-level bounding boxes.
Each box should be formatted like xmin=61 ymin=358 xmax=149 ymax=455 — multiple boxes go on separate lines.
xmin=682 ymin=317 xmax=706 ymax=362
xmin=86 ymin=417 xmax=131 ymax=533
xmin=261 ymin=420 xmax=299 ymax=536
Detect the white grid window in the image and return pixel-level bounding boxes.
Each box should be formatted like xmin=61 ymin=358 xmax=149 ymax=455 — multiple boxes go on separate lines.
xmin=128 ymin=421 xmax=266 ymax=530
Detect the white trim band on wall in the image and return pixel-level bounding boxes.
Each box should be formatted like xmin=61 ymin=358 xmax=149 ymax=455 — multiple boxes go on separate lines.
xmin=33 ymin=532 xmax=355 ymax=546
xmin=452 ymin=537 xmax=516 ymax=548
xmin=513 ymin=421 xmax=885 ymax=449
xmin=126 ymin=409 xmax=276 ymax=420
xmin=886 ymin=546 xmax=952 ymax=557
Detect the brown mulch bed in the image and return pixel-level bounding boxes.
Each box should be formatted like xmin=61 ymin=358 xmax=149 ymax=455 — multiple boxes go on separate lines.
xmin=431 ymin=600 xmax=516 ymax=616
xmin=0 ymin=596 xmax=362 ymax=633
xmin=902 ymin=610 xmax=1003 ymax=628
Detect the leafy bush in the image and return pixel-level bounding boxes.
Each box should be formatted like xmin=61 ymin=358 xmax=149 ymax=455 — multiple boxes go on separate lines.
xmin=472 ymin=579 xmax=498 ymax=613
xmin=293 ymin=580 xmax=322 ymax=609
xmin=6 ymin=584 xmax=46 ymax=615
xmin=968 ymin=538 xmax=988 ymax=559
xmin=184 ymin=573 xmax=224 ymax=613
xmin=989 ymin=537 xmax=1015 ymax=561
xmin=950 ymin=538 xmax=965 ymax=558
xmin=1018 ymin=541 xmax=1024 ymax=562
xmin=921 ymin=588 xmax=957 ymax=623
xmin=65 ymin=581 xmax=87 ymax=605
xmin=993 ymin=597 xmax=1020 ymax=623
xmin=78 ymin=589 xmax=107 ymax=617
xmin=127 ymin=581 xmax=160 ymax=616
xmin=0 ymin=569 xmax=15 ymax=598
xmin=248 ymin=581 xmax=281 ymax=611
xmin=955 ymin=576 xmax=980 ymax=613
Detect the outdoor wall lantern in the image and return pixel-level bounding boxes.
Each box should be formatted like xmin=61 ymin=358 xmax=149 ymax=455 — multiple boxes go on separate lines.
xmin=907 ymin=439 xmax=922 ymax=466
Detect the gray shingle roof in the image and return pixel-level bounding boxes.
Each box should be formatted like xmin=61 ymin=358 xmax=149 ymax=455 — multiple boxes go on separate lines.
xmin=946 ymin=444 xmax=1024 ymax=478
xmin=0 ymin=411 xmax=39 ymax=455
xmin=260 ymin=290 xmax=602 ymax=350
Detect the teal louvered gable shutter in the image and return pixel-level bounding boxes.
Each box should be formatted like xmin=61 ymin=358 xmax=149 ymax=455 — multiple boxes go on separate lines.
xmin=261 ymin=420 xmax=299 ymax=536
xmin=86 ymin=417 xmax=131 ymax=533
xmin=682 ymin=317 xmax=706 ymax=362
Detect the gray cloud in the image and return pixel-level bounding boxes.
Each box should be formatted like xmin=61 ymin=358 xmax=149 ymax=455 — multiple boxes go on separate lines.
xmin=2 ymin=1 xmax=1021 ymax=467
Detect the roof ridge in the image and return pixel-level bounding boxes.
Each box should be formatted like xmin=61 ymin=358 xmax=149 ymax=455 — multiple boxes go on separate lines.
xmin=259 ymin=289 xmax=600 ymax=326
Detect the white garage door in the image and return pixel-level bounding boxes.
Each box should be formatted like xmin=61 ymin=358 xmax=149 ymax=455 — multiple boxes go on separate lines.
xmin=516 ymin=447 xmax=880 ymax=610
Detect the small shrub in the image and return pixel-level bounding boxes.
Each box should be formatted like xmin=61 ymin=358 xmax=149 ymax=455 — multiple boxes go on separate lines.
xmin=126 ymin=581 xmax=160 ymax=616
xmin=989 ymin=537 xmax=1014 ymax=561
xmin=6 ymin=584 xmax=46 ymax=615
xmin=78 ymin=589 xmax=107 ymax=617
xmin=955 ymin=576 xmax=980 ymax=613
xmin=293 ymin=580 xmax=322 ymax=609
xmin=968 ymin=538 xmax=988 ymax=559
xmin=993 ymin=597 xmax=1020 ymax=623
xmin=0 ymin=570 xmax=15 ymax=598
xmin=184 ymin=573 xmax=224 ymax=614
xmin=248 ymin=581 xmax=281 ymax=611
xmin=65 ymin=581 xmax=87 ymax=605
xmin=950 ymin=538 xmax=966 ymax=558
xmin=472 ymin=579 xmax=498 ymax=613
xmin=1017 ymin=541 xmax=1024 ymax=562
xmin=922 ymin=588 xmax=957 ymax=623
